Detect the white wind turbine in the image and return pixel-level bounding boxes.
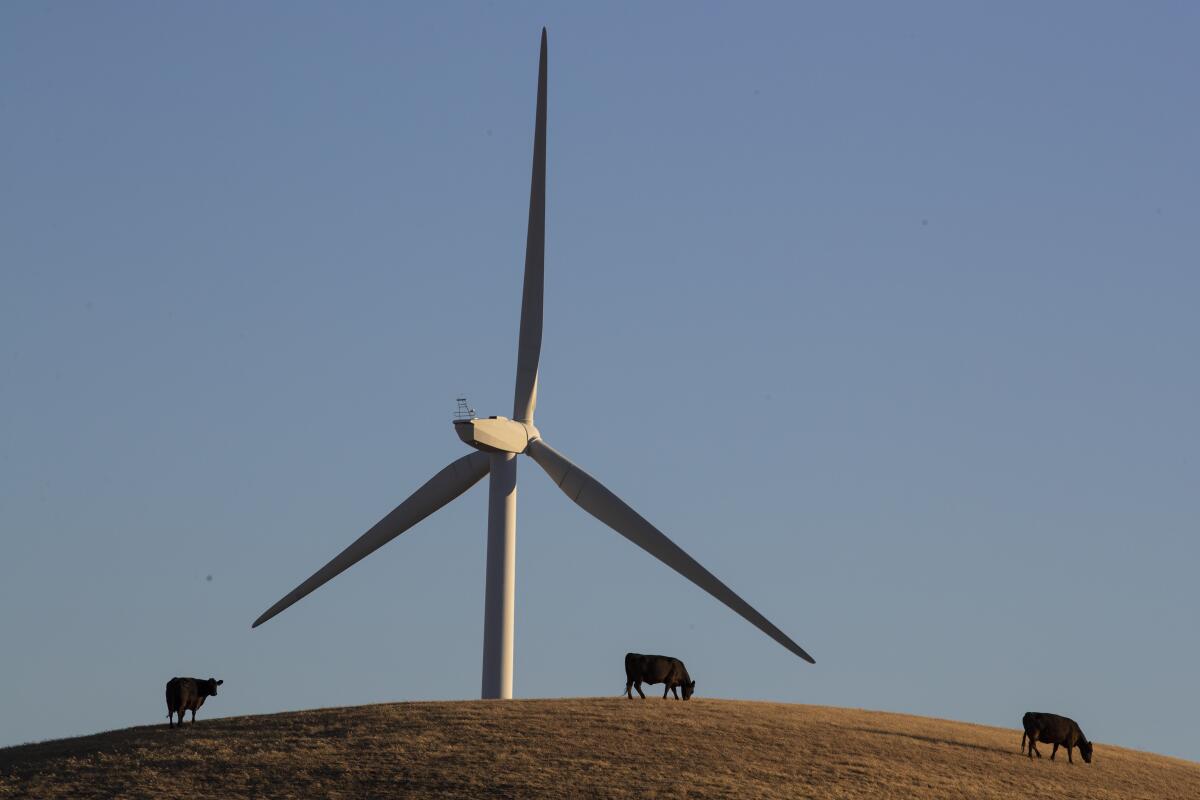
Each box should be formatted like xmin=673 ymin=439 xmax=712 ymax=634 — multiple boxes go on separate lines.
xmin=252 ymin=29 xmax=814 ymax=699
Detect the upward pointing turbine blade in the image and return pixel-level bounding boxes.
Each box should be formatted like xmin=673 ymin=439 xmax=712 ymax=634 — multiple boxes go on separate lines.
xmin=252 ymin=451 xmax=491 ymax=628
xmin=526 ymin=438 xmax=815 ymax=663
xmin=512 ymin=27 xmax=547 ymax=424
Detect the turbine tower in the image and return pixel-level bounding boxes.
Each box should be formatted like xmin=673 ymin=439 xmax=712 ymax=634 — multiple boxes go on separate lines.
xmin=252 ymin=29 xmax=814 ymax=699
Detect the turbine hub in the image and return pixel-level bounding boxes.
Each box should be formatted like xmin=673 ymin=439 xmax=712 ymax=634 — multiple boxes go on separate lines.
xmin=453 ymin=416 xmax=539 ymax=454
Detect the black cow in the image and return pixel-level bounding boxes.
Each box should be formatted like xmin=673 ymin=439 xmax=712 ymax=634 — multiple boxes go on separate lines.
xmin=624 ymin=652 xmax=695 ymax=700
xmin=166 ymin=677 xmax=223 ymax=728
xmin=1021 ymin=711 xmax=1093 ymax=763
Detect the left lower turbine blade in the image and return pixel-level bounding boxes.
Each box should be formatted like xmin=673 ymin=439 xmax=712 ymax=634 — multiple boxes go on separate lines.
xmin=512 ymin=28 xmax=548 ymax=424
xmin=252 ymin=451 xmax=490 ymax=628
xmin=526 ymin=438 xmax=815 ymax=663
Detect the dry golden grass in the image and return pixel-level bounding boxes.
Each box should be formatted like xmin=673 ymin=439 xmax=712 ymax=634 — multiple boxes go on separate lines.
xmin=2 ymin=699 xmax=1197 ymax=799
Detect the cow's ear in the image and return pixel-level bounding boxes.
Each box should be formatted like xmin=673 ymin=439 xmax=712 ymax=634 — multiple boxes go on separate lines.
xmin=217 ymin=680 xmax=224 ymax=685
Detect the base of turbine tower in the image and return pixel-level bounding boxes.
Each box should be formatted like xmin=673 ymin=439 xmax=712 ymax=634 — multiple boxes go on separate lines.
xmin=481 ymin=452 xmax=517 ymax=699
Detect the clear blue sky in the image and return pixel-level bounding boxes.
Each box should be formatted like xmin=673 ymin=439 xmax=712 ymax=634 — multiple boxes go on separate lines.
xmin=3 ymin=2 xmax=1198 ymax=761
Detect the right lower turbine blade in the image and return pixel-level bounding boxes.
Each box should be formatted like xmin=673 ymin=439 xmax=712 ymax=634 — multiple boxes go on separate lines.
xmin=512 ymin=28 xmax=547 ymax=424
xmin=526 ymin=438 xmax=814 ymax=663
xmin=252 ymin=451 xmax=490 ymax=628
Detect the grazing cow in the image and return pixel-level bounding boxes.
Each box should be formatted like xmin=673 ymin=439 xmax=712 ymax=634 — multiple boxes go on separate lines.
xmin=166 ymin=677 xmax=223 ymax=728
xmin=1021 ymin=711 xmax=1093 ymax=763
xmin=624 ymin=652 xmax=695 ymax=700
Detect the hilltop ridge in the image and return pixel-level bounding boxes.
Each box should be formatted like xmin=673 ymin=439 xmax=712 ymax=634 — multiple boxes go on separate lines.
xmin=2 ymin=699 xmax=1196 ymax=799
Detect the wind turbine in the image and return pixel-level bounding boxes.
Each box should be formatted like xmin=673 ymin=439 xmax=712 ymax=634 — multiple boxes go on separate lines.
xmin=252 ymin=28 xmax=814 ymax=699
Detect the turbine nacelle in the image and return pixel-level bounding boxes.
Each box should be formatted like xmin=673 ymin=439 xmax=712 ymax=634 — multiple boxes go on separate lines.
xmin=454 ymin=416 xmax=540 ymax=454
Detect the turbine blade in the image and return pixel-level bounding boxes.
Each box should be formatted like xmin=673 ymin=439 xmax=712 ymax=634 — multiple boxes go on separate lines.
xmin=252 ymin=451 xmax=490 ymax=628
xmin=513 ymin=28 xmax=547 ymax=424
xmin=526 ymin=438 xmax=815 ymax=663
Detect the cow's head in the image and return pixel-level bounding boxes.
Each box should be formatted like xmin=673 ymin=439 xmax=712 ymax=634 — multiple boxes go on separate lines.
xmin=682 ymin=680 xmax=695 ymax=700
xmin=207 ymin=678 xmax=224 ymax=696
xmin=1079 ymin=739 xmax=1093 ymax=763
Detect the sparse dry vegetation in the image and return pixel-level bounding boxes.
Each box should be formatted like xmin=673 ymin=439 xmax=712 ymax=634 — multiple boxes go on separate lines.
xmin=3 ymin=699 xmax=1197 ymax=799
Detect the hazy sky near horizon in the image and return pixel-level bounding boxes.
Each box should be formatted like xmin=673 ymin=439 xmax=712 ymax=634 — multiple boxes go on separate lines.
xmin=3 ymin=2 xmax=1198 ymax=761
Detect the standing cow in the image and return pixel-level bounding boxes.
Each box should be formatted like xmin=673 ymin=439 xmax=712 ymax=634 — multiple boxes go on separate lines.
xmin=624 ymin=653 xmax=695 ymax=700
xmin=1021 ymin=711 xmax=1093 ymax=763
xmin=166 ymin=677 xmax=223 ymax=728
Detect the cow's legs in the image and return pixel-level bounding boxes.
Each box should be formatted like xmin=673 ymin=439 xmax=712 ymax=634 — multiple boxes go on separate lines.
xmin=168 ymin=710 xmax=175 ymax=728
xmin=635 ymin=681 xmax=645 ymax=699
xmin=1066 ymin=745 xmax=1073 ymax=764
xmin=190 ymin=708 xmax=197 ymax=724
xmin=663 ymin=685 xmax=670 ymax=699
xmin=1050 ymin=743 xmax=1059 ymax=761
xmin=1020 ymin=731 xmax=1027 ymax=754
xmin=625 ymin=680 xmax=633 ymax=699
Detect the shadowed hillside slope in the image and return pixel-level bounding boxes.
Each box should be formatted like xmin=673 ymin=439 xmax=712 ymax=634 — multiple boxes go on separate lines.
xmin=2 ymin=699 xmax=1197 ymax=799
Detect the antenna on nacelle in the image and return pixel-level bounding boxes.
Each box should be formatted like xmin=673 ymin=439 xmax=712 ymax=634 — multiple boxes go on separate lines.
xmin=454 ymin=397 xmax=476 ymax=420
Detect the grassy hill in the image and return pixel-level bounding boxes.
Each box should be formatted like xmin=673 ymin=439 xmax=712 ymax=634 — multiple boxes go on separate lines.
xmin=2 ymin=699 xmax=1196 ymax=799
